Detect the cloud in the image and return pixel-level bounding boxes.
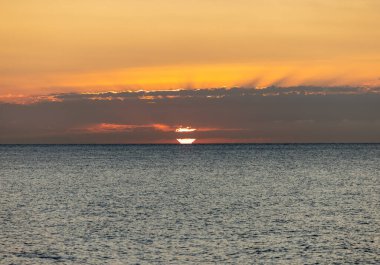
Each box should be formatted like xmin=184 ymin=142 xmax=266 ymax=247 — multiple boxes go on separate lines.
xmin=0 ymin=86 xmax=379 ymax=143
xmin=79 ymin=123 xmax=174 ymax=133
xmin=2 ymin=86 xmax=379 ymax=104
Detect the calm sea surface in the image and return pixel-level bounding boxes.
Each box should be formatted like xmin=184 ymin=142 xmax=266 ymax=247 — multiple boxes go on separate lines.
xmin=0 ymin=144 xmax=379 ymax=264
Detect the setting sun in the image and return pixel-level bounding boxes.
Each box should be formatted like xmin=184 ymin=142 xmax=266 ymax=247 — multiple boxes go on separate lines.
xmin=175 ymin=127 xmax=197 ymax=133
xmin=176 ymin=126 xmax=197 ymax=144
xmin=176 ymin=138 xmax=196 ymax=144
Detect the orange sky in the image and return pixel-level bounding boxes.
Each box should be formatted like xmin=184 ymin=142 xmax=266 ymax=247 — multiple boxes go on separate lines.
xmin=1 ymin=0 xmax=380 ymax=96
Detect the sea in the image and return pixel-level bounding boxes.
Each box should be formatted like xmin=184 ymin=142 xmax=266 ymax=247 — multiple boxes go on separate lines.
xmin=0 ymin=144 xmax=379 ymax=264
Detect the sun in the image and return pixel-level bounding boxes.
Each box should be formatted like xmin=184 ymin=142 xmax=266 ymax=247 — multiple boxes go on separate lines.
xmin=175 ymin=127 xmax=196 ymax=132
xmin=176 ymin=126 xmax=196 ymax=144
xmin=176 ymin=138 xmax=196 ymax=144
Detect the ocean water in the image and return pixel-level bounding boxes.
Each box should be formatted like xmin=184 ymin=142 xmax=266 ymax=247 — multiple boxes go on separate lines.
xmin=0 ymin=144 xmax=379 ymax=264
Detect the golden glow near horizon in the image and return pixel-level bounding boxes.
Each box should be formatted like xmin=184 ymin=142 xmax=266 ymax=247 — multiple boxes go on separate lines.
xmin=1 ymin=0 xmax=380 ymax=96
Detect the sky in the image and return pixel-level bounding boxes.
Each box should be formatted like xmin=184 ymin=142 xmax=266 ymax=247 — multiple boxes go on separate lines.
xmin=1 ymin=0 xmax=379 ymax=143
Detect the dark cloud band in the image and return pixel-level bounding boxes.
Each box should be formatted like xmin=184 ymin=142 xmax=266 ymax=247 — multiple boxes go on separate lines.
xmin=1 ymin=86 xmax=379 ymax=143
